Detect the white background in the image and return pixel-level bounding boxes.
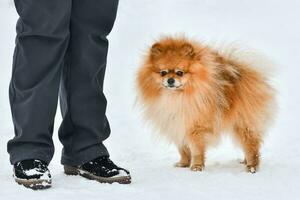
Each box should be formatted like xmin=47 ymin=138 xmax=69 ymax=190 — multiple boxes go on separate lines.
xmin=0 ymin=0 xmax=300 ymax=199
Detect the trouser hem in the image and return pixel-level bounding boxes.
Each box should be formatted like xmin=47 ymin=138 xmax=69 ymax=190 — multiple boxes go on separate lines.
xmin=10 ymin=152 xmax=53 ymax=165
xmin=61 ymin=143 xmax=109 ymax=166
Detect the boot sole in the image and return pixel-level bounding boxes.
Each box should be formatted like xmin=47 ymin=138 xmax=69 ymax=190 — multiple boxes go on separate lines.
xmin=64 ymin=165 xmax=131 ymax=184
xmin=14 ymin=177 xmax=52 ymax=190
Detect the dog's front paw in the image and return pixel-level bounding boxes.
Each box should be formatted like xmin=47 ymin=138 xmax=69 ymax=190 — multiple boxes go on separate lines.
xmin=190 ymin=164 xmax=204 ymax=171
xmin=246 ymin=165 xmax=257 ymax=173
xmin=174 ymin=162 xmax=190 ymax=168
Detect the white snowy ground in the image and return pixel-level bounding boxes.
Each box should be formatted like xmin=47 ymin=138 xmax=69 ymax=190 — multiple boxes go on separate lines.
xmin=1 ymin=0 xmax=300 ymax=199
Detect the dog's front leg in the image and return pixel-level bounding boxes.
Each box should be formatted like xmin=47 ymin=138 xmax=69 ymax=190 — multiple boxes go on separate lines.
xmin=187 ymin=128 xmax=208 ymax=171
xmin=174 ymin=145 xmax=191 ymax=168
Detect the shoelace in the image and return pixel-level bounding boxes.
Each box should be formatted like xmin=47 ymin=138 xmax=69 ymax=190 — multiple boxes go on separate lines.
xmin=34 ymin=160 xmax=47 ymax=173
xmin=100 ymin=157 xmax=130 ymax=174
xmin=86 ymin=156 xmax=130 ymax=175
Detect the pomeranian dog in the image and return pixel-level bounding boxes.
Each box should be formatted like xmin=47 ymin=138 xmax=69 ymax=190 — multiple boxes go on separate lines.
xmin=136 ymin=36 xmax=276 ymax=173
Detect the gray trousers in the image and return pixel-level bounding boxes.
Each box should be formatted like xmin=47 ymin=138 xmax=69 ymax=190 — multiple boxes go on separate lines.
xmin=8 ymin=0 xmax=119 ymax=166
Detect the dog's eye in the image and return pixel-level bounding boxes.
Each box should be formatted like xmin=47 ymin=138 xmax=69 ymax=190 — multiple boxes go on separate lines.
xmin=176 ymin=70 xmax=184 ymax=77
xmin=160 ymin=70 xmax=168 ymax=76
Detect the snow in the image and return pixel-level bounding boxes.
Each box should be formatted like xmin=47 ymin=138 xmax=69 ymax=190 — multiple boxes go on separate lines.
xmin=23 ymin=169 xmax=43 ymax=176
xmin=22 ymin=168 xmax=51 ymax=182
xmin=1 ymin=0 xmax=300 ymax=199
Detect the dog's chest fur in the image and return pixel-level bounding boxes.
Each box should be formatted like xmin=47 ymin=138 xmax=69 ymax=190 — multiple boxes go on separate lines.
xmin=144 ymin=92 xmax=203 ymax=145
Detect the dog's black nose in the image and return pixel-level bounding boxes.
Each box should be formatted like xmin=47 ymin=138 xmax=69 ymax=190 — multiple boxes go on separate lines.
xmin=167 ymin=78 xmax=175 ymax=85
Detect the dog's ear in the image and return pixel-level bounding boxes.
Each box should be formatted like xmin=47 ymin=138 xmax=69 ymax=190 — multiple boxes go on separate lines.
xmin=181 ymin=43 xmax=194 ymax=57
xmin=151 ymin=43 xmax=164 ymax=57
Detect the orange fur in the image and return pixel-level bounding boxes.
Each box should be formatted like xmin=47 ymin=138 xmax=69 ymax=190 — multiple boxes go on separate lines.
xmin=136 ymin=36 xmax=276 ymax=173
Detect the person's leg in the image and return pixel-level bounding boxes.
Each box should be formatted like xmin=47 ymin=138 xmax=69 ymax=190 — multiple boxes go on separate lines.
xmin=59 ymin=0 xmax=119 ymax=166
xmin=8 ymin=0 xmax=72 ymax=165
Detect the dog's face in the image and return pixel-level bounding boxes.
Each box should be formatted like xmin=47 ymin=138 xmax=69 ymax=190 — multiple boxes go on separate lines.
xmin=149 ymin=42 xmax=196 ymax=91
xmin=137 ymin=38 xmax=213 ymax=101
xmin=159 ymin=68 xmax=185 ymax=90
xmin=150 ymin=39 xmax=209 ymax=91
xmin=154 ymin=59 xmax=191 ymax=90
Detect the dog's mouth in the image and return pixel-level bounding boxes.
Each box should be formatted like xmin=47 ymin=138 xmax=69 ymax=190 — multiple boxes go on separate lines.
xmin=162 ymin=84 xmax=183 ymax=90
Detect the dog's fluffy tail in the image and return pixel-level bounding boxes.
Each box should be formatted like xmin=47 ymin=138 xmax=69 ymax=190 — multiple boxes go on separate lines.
xmin=208 ymin=42 xmax=276 ymax=79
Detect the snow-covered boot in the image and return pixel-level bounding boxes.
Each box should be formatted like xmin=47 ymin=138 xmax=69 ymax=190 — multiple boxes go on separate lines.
xmin=64 ymin=156 xmax=131 ymax=184
xmin=13 ymin=159 xmax=52 ymax=190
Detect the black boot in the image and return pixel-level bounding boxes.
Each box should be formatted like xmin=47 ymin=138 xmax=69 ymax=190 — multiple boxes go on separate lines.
xmin=64 ymin=156 xmax=131 ymax=184
xmin=13 ymin=159 xmax=52 ymax=190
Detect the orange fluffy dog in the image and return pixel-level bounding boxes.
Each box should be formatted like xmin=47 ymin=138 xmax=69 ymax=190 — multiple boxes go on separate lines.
xmin=136 ymin=36 xmax=276 ymax=173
